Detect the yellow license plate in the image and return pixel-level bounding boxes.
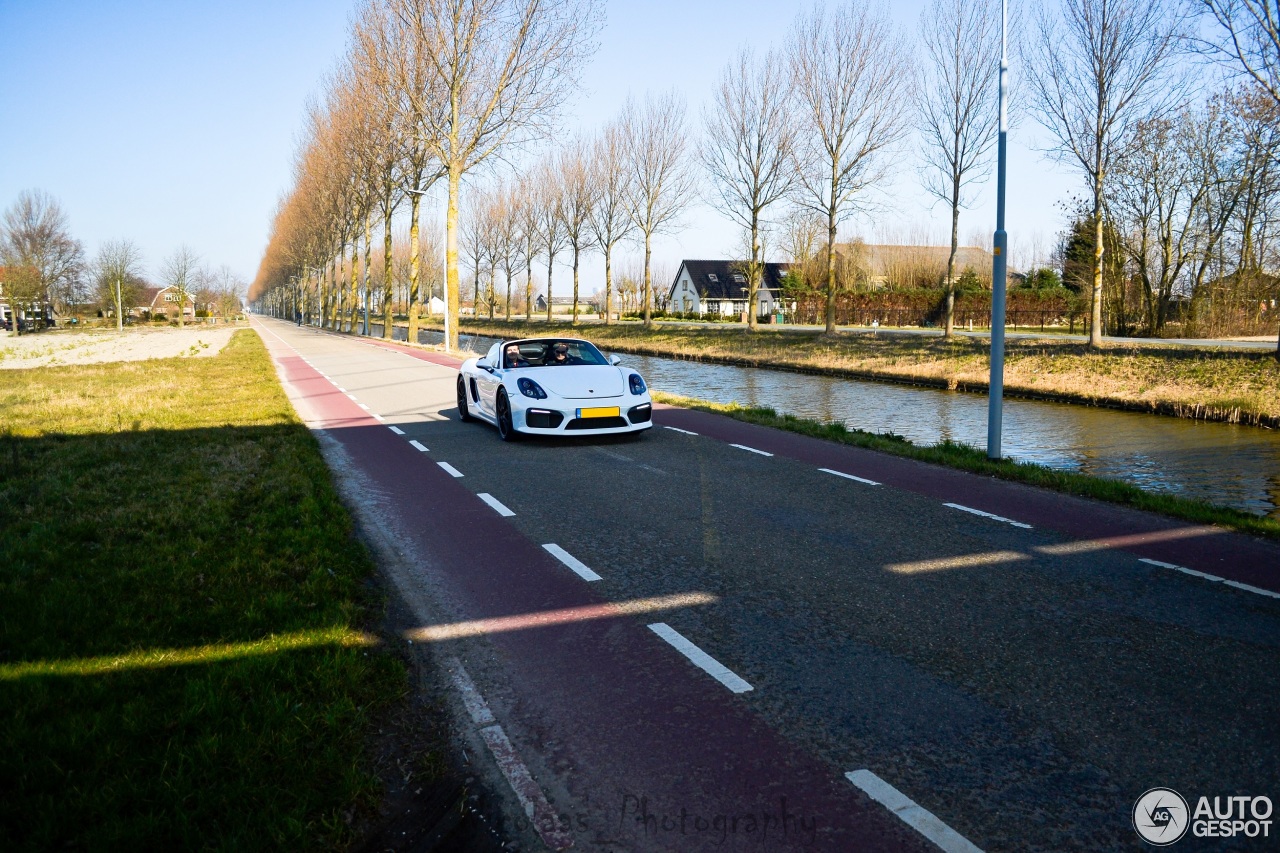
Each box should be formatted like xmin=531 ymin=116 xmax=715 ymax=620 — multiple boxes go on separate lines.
xmin=577 ymin=406 xmax=620 ymax=418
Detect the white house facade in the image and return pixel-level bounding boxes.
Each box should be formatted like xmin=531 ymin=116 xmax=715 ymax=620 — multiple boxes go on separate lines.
xmin=668 ymin=260 xmax=791 ymax=317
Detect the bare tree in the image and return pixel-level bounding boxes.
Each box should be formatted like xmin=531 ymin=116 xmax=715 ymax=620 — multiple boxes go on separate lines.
xmin=1195 ymin=0 xmax=1280 ymax=103
xmin=556 ymin=139 xmax=598 ymax=324
xmin=1 ymin=190 xmax=85 ymax=333
xmin=161 ymin=246 xmax=200 ymax=328
xmin=385 ymin=0 xmax=603 ymax=351
xmin=514 ymin=173 xmax=544 ymax=321
xmin=494 ymin=185 xmax=524 ymax=320
xmin=917 ymin=0 xmax=1002 ymax=337
xmin=622 ymin=92 xmax=696 ymax=328
xmin=788 ymin=2 xmax=912 ymax=334
xmin=1111 ymin=110 xmax=1204 ymax=331
xmin=1024 ymin=0 xmax=1187 ymax=347
xmin=352 ymin=3 xmax=409 ymax=339
xmin=462 ymin=185 xmax=498 ymax=317
xmin=702 ymin=48 xmax=795 ymax=331
xmin=1193 ymin=0 xmax=1280 ymax=355
xmin=91 ymin=240 xmax=145 ymax=332
xmin=537 ymin=160 xmax=569 ymax=323
xmin=588 ymin=121 xmax=635 ymax=324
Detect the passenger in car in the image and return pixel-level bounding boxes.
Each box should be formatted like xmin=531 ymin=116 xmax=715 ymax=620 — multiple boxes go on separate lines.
xmin=504 ymin=344 xmax=530 ymax=368
xmin=549 ymin=342 xmax=581 ymax=365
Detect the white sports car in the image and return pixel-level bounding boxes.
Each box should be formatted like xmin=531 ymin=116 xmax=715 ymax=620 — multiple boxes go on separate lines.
xmin=456 ymin=337 xmax=654 ymax=440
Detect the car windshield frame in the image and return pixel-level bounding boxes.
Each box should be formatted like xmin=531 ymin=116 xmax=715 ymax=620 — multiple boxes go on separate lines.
xmin=504 ymin=339 xmax=609 ymax=368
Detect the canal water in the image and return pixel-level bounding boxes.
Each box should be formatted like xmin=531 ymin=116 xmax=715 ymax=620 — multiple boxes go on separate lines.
xmin=385 ymin=325 xmax=1280 ymax=519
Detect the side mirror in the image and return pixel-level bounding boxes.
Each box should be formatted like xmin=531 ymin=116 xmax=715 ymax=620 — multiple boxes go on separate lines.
xmin=477 ymin=358 xmax=492 ymax=372
xmin=609 ymin=355 xmax=621 ymax=366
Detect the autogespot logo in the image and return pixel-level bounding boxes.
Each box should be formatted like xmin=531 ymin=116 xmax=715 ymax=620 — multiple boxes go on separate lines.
xmin=1134 ymin=788 xmax=1190 ymax=846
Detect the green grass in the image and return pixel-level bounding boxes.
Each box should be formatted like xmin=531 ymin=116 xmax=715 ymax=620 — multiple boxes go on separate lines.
xmin=652 ymin=391 xmax=1280 ymax=541
xmin=0 ymin=331 xmax=407 ymax=850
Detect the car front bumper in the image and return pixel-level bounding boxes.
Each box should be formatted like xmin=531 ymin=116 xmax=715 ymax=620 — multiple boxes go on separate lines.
xmin=515 ymin=401 xmax=653 ymax=434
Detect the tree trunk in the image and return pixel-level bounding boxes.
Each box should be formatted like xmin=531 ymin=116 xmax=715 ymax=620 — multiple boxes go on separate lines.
xmin=407 ymin=193 xmax=421 ymax=346
xmin=545 ymin=255 xmax=554 ymax=324
xmin=383 ymin=203 xmax=394 ymax=340
xmin=363 ymin=213 xmax=372 ymax=336
xmin=525 ymin=257 xmax=533 ymax=322
xmin=642 ymin=232 xmax=652 ymax=329
xmin=603 ymin=245 xmax=613 ymax=325
xmin=1090 ymin=176 xmax=1105 ymax=347
xmin=747 ymin=217 xmax=759 ymax=333
xmin=944 ymin=181 xmax=960 ymax=338
xmin=349 ymin=238 xmax=359 ymax=333
xmin=571 ymin=249 xmax=580 ymax=326
xmin=825 ymin=210 xmax=837 ymax=335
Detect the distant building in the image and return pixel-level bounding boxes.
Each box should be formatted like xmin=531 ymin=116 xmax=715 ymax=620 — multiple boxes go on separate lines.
xmin=0 ymin=265 xmax=56 ymax=328
xmin=667 ymin=260 xmax=791 ymax=316
xmin=534 ymin=294 xmax=592 ymax=313
xmin=136 ymin=285 xmax=196 ymax=319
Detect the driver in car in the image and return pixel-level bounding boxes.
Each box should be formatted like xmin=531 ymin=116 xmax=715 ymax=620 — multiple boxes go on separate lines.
xmin=549 ymin=342 xmax=581 ymax=365
xmin=504 ymin=344 xmax=530 ymax=369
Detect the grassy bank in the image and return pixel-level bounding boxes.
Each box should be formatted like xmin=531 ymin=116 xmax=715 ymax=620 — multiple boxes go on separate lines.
xmin=652 ymin=391 xmax=1280 ymax=540
xmin=0 ymin=331 xmax=408 ymax=850
xmin=445 ymin=319 xmax=1280 ymax=427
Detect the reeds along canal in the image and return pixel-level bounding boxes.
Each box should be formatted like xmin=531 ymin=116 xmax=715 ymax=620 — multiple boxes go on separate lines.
xmin=396 ymin=325 xmax=1280 ymax=520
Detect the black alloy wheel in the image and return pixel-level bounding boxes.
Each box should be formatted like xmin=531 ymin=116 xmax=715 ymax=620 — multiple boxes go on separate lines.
xmin=496 ymin=390 xmax=519 ymax=441
xmin=457 ymin=375 xmax=474 ymax=422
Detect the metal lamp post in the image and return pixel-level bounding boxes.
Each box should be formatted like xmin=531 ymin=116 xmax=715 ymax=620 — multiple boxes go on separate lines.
xmin=987 ymin=0 xmax=1010 ymax=460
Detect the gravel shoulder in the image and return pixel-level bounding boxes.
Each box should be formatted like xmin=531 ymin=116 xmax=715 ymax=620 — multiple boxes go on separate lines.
xmin=0 ymin=326 xmax=240 ymax=369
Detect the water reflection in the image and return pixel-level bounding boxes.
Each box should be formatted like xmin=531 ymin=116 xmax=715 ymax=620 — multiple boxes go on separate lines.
xmin=397 ymin=325 xmax=1280 ymax=518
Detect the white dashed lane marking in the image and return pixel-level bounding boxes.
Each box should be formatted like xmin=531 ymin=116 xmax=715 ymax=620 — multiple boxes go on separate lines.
xmin=1139 ymin=557 xmax=1280 ymax=599
xmin=729 ymin=443 xmax=773 ymax=457
xmin=663 ymin=425 xmax=698 ymax=436
xmin=944 ymin=502 xmax=1032 ymax=529
xmin=647 ymin=623 xmax=753 ymax=694
xmin=845 ymin=770 xmax=984 ymax=853
xmin=437 ymin=461 xmax=464 ymax=478
xmin=388 ymin=426 xmax=405 ymax=435
xmin=819 ymin=467 xmax=881 ymax=486
xmin=477 ymin=493 xmax=515 ymax=517
xmin=409 ymin=440 xmax=428 ymax=452
xmin=542 ymin=544 xmax=602 ymax=582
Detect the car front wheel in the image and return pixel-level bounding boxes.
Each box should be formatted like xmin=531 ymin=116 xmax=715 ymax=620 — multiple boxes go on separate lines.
xmin=457 ymin=375 xmax=474 ymax=422
xmin=496 ymin=390 xmax=519 ymax=442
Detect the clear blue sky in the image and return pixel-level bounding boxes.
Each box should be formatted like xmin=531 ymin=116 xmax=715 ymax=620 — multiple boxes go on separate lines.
xmin=0 ymin=0 xmax=1077 ymax=290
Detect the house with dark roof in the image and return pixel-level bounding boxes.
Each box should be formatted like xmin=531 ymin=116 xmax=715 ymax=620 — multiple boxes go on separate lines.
xmin=135 ymin=285 xmax=195 ymax=319
xmin=667 ymin=260 xmax=791 ymax=317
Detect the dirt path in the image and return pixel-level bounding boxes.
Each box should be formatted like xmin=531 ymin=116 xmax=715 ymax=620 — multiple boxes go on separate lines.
xmin=0 ymin=326 xmax=239 ymax=369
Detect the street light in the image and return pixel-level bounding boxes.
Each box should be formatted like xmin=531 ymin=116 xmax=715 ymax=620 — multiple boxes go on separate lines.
xmin=987 ymin=0 xmax=1010 ymax=460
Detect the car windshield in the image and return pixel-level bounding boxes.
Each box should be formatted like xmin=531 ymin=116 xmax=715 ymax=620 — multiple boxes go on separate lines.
xmin=506 ymin=340 xmax=608 ymax=367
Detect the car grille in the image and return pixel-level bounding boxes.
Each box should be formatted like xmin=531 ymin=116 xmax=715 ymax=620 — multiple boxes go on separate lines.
xmin=565 ymin=416 xmax=629 ymax=430
xmin=525 ymin=410 xmax=564 ymax=429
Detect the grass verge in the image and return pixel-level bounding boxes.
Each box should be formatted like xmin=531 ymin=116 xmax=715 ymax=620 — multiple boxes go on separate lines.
xmin=446 ymin=319 xmax=1280 ymax=427
xmin=652 ymin=390 xmax=1280 ymax=541
xmin=0 ymin=330 xmax=408 ymax=850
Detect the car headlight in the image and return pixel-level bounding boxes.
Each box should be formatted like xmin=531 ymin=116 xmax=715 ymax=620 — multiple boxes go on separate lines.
xmin=517 ymin=377 xmax=548 ymax=399
xmin=629 ymin=373 xmax=647 ymax=395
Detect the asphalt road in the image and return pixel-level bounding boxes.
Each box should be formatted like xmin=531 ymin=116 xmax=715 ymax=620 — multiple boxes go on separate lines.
xmin=253 ymin=317 xmax=1280 ymax=852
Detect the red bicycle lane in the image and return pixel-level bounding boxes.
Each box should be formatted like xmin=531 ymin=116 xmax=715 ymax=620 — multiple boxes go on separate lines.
xmin=256 ymin=324 xmax=934 ymax=852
